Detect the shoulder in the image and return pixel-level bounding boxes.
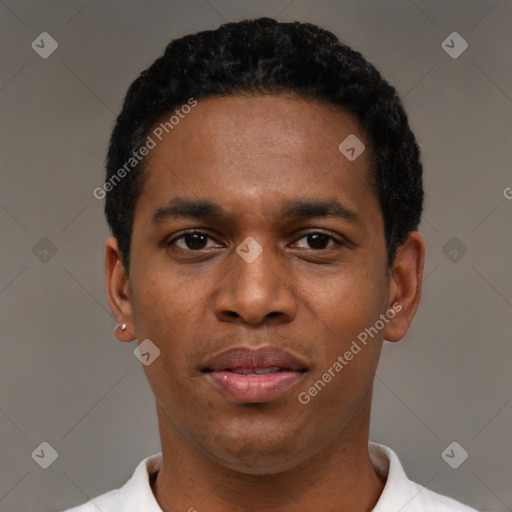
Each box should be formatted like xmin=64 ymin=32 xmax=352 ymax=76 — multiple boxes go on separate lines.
xmin=369 ymin=443 xmax=479 ymax=512
xmin=61 ymin=488 xmax=121 ymax=512
xmin=404 ymin=479 xmax=480 ymax=511
xmin=59 ymin=453 xmax=163 ymax=512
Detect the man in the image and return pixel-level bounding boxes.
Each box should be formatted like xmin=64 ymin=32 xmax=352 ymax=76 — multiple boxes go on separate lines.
xmin=66 ymin=17 xmax=478 ymax=512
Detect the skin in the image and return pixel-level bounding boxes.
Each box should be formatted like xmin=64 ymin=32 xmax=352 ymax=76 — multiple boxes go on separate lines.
xmin=105 ymin=94 xmax=425 ymax=512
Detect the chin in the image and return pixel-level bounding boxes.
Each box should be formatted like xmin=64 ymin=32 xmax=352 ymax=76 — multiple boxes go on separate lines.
xmin=204 ymin=428 xmax=313 ymax=476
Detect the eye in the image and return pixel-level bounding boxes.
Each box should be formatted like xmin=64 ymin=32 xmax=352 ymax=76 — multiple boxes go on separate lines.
xmin=167 ymin=231 xmax=220 ymax=251
xmin=166 ymin=230 xmax=343 ymax=252
xmin=293 ymin=231 xmax=343 ymax=250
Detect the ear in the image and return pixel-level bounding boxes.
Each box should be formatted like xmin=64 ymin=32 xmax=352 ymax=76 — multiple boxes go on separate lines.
xmin=105 ymin=236 xmax=136 ymax=342
xmin=382 ymin=231 xmax=425 ymax=343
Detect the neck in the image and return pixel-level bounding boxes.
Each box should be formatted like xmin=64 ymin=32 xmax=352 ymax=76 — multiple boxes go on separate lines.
xmin=152 ymin=403 xmax=385 ymax=512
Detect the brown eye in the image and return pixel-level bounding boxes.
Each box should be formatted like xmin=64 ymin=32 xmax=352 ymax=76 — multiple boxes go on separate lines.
xmin=168 ymin=231 xmax=216 ymax=251
xmin=293 ymin=232 xmax=341 ymax=250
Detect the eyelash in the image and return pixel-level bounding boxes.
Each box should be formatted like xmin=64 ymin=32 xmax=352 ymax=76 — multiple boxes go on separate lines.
xmin=165 ymin=230 xmax=344 ymax=251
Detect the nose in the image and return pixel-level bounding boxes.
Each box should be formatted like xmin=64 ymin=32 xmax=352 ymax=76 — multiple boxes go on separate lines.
xmin=212 ymin=240 xmax=297 ymax=326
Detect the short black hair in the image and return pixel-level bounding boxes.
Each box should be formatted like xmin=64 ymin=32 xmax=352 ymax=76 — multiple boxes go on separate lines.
xmin=104 ymin=17 xmax=423 ymax=274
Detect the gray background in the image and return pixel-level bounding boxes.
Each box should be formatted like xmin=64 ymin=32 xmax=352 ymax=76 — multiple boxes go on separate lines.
xmin=1 ymin=1 xmax=511 ymax=511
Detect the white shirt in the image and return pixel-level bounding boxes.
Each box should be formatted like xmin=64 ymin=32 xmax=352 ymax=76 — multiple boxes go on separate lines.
xmin=62 ymin=442 xmax=478 ymax=511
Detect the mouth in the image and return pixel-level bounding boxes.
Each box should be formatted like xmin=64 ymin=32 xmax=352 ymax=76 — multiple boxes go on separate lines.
xmin=202 ymin=346 xmax=307 ymax=403
xmin=225 ymin=367 xmax=293 ymax=375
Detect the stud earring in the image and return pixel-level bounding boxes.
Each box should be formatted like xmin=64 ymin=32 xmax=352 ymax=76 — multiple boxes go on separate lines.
xmin=116 ymin=323 xmax=127 ymax=331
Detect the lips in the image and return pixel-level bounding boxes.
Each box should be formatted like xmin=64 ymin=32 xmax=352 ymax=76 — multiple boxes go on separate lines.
xmin=204 ymin=346 xmax=306 ymax=373
xmin=230 ymin=367 xmax=283 ymax=375
xmin=202 ymin=346 xmax=307 ymax=403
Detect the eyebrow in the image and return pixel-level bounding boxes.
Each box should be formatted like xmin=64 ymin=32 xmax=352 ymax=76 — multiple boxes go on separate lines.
xmin=152 ymin=197 xmax=361 ymax=225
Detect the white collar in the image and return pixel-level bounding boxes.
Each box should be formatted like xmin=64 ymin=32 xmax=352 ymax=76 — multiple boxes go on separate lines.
xmin=72 ymin=442 xmax=476 ymax=511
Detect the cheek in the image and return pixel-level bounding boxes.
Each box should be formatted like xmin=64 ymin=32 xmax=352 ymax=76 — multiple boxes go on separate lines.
xmin=313 ymin=263 xmax=388 ymax=342
xmin=131 ymin=267 xmax=216 ymax=373
xmin=301 ymin=263 xmax=387 ymax=404
xmin=132 ymin=264 xmax=197 ymax=333
xmin=133 ymin=278 xmax=200 ymax=416
xmin=129 ymin=282 xmax=193 ymax=392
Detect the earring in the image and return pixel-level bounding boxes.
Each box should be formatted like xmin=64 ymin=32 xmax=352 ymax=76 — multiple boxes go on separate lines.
xmin=116 ymin=323 xmax=127 ymax=331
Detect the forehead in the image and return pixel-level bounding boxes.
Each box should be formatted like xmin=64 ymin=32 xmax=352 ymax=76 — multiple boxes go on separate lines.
xmin=136 ymin=94 xmax=377 ymax=223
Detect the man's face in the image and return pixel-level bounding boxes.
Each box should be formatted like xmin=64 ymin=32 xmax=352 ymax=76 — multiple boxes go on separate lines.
xmin=124 ymin=95 xmax=394 ymax=474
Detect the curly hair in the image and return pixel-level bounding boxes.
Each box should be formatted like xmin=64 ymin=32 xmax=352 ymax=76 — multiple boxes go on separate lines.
xmin=104 ymin=17 xmax=423 ymax=274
